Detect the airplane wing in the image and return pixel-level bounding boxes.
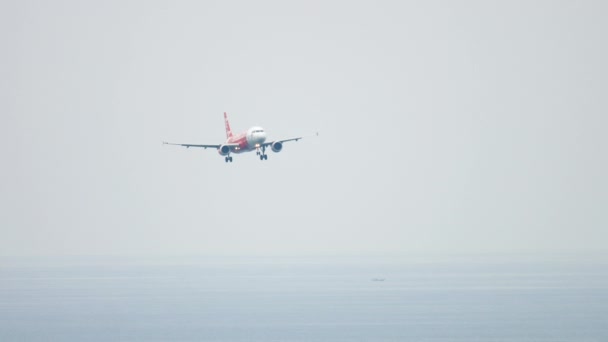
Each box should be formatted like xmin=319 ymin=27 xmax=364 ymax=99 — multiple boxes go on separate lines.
xmin=261 ymin=132 xmax=319 ymax=148
xmin=163 ymin=141 xmax=238 ymax=149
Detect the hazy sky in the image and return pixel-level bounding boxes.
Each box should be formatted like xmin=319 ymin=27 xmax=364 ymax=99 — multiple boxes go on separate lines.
xmin=1 ymin=0 xmax=607 ymax=257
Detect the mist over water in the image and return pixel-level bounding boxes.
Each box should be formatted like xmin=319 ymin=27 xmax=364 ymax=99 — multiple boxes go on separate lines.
xmin=1 ymin=254 xmax=607 ymax=341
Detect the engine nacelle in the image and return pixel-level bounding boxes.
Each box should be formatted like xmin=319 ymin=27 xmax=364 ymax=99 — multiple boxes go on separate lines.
xmin=271 ymin=141 xmax=283 ymax=153
xmin=218 ymin=144 xmax=231 ymax=156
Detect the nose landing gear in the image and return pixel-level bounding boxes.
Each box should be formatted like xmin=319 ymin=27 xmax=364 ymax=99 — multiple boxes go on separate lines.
xmin=257 ymin=146 xmax=268 ymax=161
xmin=255 ymin=146 xmax=268 ymax=160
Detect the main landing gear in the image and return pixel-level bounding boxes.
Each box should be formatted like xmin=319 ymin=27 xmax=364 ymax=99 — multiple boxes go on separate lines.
xmin=225 ymin=156 xmax=233 ymax=163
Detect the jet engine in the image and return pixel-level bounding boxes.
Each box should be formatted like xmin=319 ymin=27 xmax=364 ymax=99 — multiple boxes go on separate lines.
xmin=218 ymin=144 xmax=231 ymax=156
xmin=271 ymin=141 xmax=283 ymax=153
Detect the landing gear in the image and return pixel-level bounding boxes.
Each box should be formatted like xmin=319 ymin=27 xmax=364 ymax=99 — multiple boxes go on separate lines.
xmin=225 ymin=156 xmax=233 ymax=163
xmin=258 ymin=146 xmax=268 ymax=161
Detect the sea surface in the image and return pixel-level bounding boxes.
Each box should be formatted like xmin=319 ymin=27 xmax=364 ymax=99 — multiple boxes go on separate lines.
xmin=1 ymin=254 xmax=607 ymax=341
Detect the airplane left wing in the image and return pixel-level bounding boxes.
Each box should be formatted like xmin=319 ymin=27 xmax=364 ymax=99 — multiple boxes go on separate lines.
xmin=261 ymin=132 xmax=319 ymax=148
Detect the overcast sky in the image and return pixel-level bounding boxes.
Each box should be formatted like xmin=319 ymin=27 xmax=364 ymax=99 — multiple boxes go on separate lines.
xmin=1 ymin=0 xmax=607 ymax=257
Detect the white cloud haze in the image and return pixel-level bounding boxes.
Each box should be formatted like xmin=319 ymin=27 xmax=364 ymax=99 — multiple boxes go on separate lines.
xmin=1 ymin=0 xmax=607 ymax=257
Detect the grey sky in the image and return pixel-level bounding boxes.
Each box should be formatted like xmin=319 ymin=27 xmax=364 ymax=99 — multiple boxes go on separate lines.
xmin=1 ymin=0 xmax=607 ymax=257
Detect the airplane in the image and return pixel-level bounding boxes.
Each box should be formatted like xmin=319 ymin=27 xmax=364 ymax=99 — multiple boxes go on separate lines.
xmin=163 ymin=112 xmax=315 ymax=162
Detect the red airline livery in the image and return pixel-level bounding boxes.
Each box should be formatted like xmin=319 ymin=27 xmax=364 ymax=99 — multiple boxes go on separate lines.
xmin=164 ymin=112 xmax=315 ymax=162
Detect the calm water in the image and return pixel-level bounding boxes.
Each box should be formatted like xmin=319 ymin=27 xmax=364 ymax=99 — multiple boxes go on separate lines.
xmin=1 ymin=255 xmax=607 ymax=341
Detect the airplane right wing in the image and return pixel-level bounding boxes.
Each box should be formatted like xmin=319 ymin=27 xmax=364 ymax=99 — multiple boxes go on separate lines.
xmin=163 ymin=141 xmax=222 ymax=149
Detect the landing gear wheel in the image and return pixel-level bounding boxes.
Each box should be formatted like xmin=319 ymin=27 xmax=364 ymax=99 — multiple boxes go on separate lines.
xmin=229 ymin=157 xmax=233 ymax=162
xmin=260 ymin=155 xmax=264 ymax=161
xmin=263 ymin=155 xmax=268 ymax=160
xmin=225 ymin=156 xmax=229 ymax=163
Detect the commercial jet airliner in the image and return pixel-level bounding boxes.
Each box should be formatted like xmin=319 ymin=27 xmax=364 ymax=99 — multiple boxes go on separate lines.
xmin=163 ymin=112 xmax=315 ymax=162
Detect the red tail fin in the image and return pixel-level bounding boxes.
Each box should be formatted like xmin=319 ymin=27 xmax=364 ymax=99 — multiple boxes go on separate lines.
xmin=224 ymin=112 xmax=233 ymax=139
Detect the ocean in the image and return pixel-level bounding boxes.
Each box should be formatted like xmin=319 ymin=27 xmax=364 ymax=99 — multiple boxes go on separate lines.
xmin=1 ymin=254 xmax=607 ymax=341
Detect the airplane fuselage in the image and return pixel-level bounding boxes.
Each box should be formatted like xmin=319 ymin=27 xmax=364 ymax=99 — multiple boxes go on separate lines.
xmin=227 ymin=126 xmax=267 ymax=153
